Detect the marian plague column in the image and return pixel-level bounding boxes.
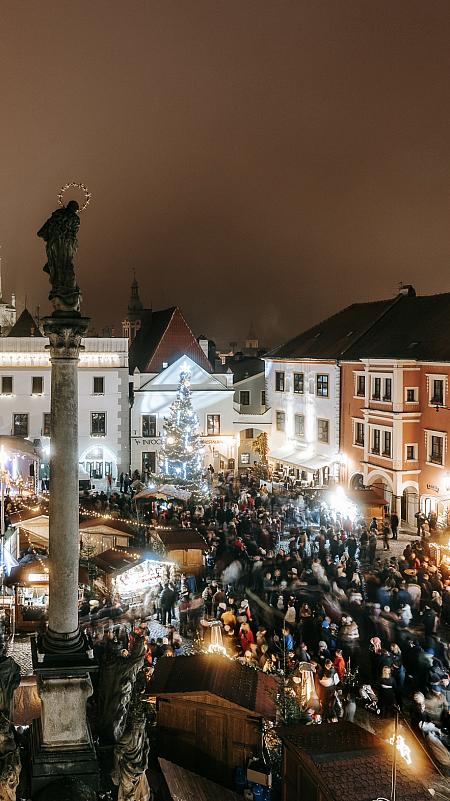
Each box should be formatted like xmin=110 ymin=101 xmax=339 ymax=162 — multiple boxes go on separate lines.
xmin=31 ymin=193 xmax=98 ymax=794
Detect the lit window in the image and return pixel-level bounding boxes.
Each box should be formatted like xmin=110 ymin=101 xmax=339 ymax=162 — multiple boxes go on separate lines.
xmin=316 ymin=375 xmax=329 ymax=397
xmin=142 ymin=415 xmax=157 ymax=437
xmin=207 ymin=414 xmax=220 ymax=435
xmin=13 ymin=413 xmax=28 ymax=438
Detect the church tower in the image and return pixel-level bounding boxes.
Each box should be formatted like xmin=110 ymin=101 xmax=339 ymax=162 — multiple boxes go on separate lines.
xmin=122 ymin=271 xmax=145 ymax=341
xmin=0 ymin=250 xmax=16 ymax=335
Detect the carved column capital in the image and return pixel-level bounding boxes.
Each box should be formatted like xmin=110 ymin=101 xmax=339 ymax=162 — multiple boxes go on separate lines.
xmin=42 ymin=314 xmax=90 ymax=360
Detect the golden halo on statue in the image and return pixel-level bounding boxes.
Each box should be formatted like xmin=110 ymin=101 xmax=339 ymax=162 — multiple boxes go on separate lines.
xmin=57 ymin=182 xmax=91 ymax=212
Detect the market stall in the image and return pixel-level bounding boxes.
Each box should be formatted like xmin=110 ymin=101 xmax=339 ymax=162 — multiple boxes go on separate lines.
xmin=111 ymin=554 xmax=175 ymax=608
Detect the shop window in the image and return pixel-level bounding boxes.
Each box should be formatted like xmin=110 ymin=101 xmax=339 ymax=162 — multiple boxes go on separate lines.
xmin=1 ymin=376 xmax=12 ymax=395
xmin=142 ymin=452 xmax=156 ymax=473
xmin=91 ymin=412 xmax=106 ymax=436
xmin=32 ymin=376 xmax=43 ymax=395
xmin=142 ymin=414 xmax=157 ymax=437
xmin=240 ymin=453 xmax=250 ymax=465
xmin=275 ymin=372 xmax=285 ymax=392
xmin=93 ymin=376 xmax=105 ymax=395
xmin=13 ymin=413 xmax=28 ymax=437
xmin=207 ymin=414 xmax=220 ymax=435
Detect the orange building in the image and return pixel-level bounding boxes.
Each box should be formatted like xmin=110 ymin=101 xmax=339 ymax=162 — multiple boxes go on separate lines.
xmin=340 ymin=288 xmax=450 ymax=527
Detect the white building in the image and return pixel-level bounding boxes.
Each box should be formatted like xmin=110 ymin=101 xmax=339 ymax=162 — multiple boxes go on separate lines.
xmin=264 ymin=349 xmax=341 ymax=485
xmin=0 ymin=310 xmax=129 ymax=489
xmin=131 ymin=353 xmax=238 ymax=474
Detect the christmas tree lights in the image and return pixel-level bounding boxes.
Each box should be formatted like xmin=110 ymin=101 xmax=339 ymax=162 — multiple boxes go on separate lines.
xmin=159 ymin=369 xmax=204 ymax=484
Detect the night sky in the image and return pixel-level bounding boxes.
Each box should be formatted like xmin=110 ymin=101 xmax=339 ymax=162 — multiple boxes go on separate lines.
xmin=2 ymin=1 xmax=450 ymax=347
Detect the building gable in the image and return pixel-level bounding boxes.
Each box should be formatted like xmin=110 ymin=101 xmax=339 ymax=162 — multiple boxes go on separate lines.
xmin=146 ymin=307 xmax=212 ymax=373
xmin=141 ymin=354 xmax=228 ymax=392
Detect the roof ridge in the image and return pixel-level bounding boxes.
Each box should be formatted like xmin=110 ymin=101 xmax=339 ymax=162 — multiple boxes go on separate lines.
xmin=338 ymin=293 xmax=404 ymax=358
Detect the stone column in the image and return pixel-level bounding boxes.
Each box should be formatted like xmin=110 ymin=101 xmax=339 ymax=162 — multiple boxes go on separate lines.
xmin=42 ymin=314 xmax=89 ymax=652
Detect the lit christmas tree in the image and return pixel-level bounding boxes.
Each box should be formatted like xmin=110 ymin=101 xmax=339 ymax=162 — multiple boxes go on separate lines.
xmin=160 ymin=369 xmax=204 ymax=482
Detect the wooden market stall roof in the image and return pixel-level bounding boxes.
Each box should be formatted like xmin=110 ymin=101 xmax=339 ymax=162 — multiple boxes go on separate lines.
xmin=159 ymin=758 xmax=242 ymax=801
xmin=279 ymin=721 xmax=431 ymax=801
xmin=149 ymin=653 xmax=278 ymax=719
xmin=156 ymin=527 xmax=207 ymax=550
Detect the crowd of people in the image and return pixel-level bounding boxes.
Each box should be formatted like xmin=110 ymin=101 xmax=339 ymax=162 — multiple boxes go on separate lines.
xmin=123 ymin=470 xmax=450 ymax=769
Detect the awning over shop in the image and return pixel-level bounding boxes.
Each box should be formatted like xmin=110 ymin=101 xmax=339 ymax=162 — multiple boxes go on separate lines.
xmin=269 ymin=447 xmax=334 ymax=472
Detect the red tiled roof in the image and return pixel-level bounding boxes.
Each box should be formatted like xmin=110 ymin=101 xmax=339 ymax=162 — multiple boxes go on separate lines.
xmin=129 ymin=306 xmax=211 ymax=373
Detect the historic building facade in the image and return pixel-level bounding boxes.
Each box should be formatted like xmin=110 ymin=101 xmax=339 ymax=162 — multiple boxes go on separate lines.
xmin=0 ymin=310 xmax=129 ymax=489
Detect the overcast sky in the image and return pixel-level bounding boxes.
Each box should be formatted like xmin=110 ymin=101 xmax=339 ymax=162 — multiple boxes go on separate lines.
xmin=1 ymin=1 xmax=450 ymax=347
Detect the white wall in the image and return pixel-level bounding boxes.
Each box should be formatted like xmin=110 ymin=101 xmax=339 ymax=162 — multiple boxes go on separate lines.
xmin=0 ymin=337 xmax=129 ymax=487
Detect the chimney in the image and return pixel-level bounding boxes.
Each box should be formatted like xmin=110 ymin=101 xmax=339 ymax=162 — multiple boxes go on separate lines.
xmin=398 ymin=284 xmax=416 ymax=297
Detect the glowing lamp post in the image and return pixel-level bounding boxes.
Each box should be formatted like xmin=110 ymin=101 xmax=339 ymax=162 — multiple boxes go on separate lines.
xmin=207 ymin=621 xmax=227 ymax=655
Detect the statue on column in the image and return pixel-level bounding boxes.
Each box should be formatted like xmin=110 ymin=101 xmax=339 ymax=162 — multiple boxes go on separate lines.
xmin=37 ymin=200 xmax=81 ymax=312
xmin=0 ymin=651 xmax=21 ymax=801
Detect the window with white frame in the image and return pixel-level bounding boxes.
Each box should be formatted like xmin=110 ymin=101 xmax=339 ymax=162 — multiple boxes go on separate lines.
xmin=142 ymin=414 xmax=157 ymax=437
xmin=93 ymin=376 xmax=105 ymax=395
xmin=276 ymin=410 xmax=285 ymax=431
xmin=294 ymin=414 xmax=305 ymax=438
xmin=1 ymin=377 xmax=13 ymax=395
xmin=207 ymin=414 xmax=220 ymax=435
xmin=91 ymin=412 xmax=106 ymax=436
xmin=317 ymin=418 xmax=329 ymax=443
xmin=371 ymin=377 xmax=381 ymax=400
xmin=383 ymin=378 xmax=392 ymax=401
xmin=405 ymin=443 xmax=417 ymax=461
xmin=428 ymin=376 xmax=446 ymax=406
xmin=371 ymin=428 xmax=380 ymax=454
xmin=32 ymin=376 xmax=43 ymax=395
xmin=353 ymin=420 xmax=364 ymax=446
xmin=405 ymin=387 xmax=418 ymax=403
xmin=382 ymin=430 xmax=392 ymax=457
xmin=355 ymin=374 xmax=365 ymax=397
xmin=426 ymin=431 xmax=445 ymax=466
